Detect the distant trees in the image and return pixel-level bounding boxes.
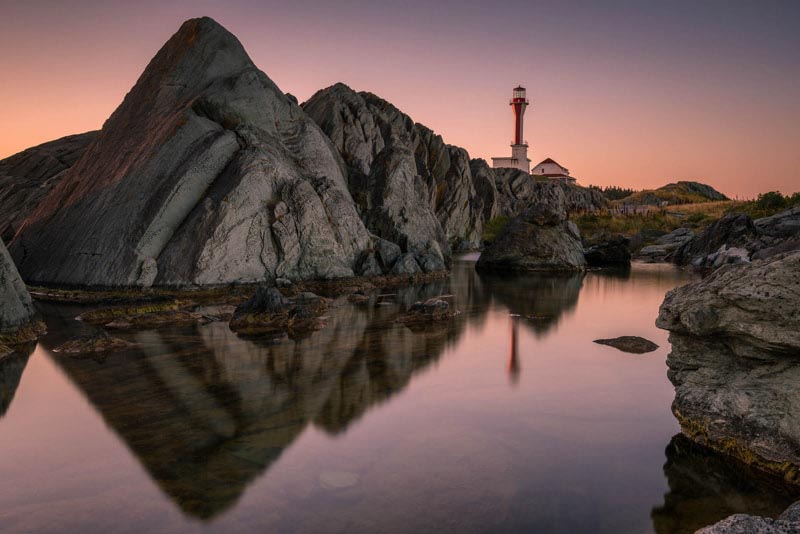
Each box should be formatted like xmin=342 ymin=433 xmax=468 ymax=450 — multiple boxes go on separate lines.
xmin=588 ymin=185 xmax=637 ymax=201
xmin=756 ymin=191 xmax=800 ymax=211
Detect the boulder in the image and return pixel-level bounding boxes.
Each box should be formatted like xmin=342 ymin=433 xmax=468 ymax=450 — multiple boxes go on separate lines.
xmin=0 ymin=131 xmax=98 ymax=242
xmin=584 ymin=235 xmax=631 ymax=266
xmin=634 ymin=227 xmax=694 ymax=263
xmin=697 ymin=501 xmax=800 ymax=533
xmin=0 ymin=238 xmax=37 ymax=339
xmin=229 ymin=286 xmax=328 ymax=337
xmin=673 ymin=213 xmax=758 ymax=267
xmin=476 ymin=189 xmax=586 ymax=272
xmin=397 ymin=298 xmax=457 ymax=327
xmin=657 ymin=252 xmax=800 ymax=483
xmin=391 ymin=253 xmax=422 ymax=275
xmin=10 ymin=17 xmax=373 ymax=287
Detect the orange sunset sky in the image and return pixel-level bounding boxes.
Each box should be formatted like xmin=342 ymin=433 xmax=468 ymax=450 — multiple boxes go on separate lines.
xmin=1 ymin=0 xmax=798 ymax=198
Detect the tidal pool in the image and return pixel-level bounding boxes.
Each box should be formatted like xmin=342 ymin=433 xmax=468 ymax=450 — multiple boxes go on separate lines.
xmin=1 ymin=257 xmax=797 ymax=533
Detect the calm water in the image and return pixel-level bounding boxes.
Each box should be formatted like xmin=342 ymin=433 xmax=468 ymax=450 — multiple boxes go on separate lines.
xmin=1 ymin=257 xmax=798 ymax=533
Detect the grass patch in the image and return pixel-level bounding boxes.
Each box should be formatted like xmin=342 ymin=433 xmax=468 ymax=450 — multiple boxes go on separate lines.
xmin=482 ymin=215 xmax=510 ymax=243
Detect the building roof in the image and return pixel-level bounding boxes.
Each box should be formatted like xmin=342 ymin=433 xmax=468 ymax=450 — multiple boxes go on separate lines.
xmin=533 ymin=158 xmax=569 ymax=172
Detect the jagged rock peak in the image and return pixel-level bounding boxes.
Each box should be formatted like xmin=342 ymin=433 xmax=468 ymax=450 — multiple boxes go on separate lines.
xmin=11 ymin=17 xmax=372 ymax=287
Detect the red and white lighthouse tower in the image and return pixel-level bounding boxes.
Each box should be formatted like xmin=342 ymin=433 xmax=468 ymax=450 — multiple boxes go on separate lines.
xmin=491 ymin=86 xmax=531 ymax=173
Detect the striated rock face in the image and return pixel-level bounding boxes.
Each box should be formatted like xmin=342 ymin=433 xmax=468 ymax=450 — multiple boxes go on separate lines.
xmin=476 ymin=188 xmax=586 ymax=272
xmin=0 ymin=131 xmax=98 ymax=243
xmin=0 ymin=238 xmax=36 ymax=332
xmin=493 ymin=168 xmax=606 ymax=215
xmin=657 ymin=252 xmax=800 ymax=483
xmin=674 ymin=207 xmax=800 ymax=268
xmin=304 ymin=83 xmax=476 ymax=254
xmin=10 ymin=18 xmax=372 ymax=287
xmin=697 ymin=501 xmax=800 ymax=533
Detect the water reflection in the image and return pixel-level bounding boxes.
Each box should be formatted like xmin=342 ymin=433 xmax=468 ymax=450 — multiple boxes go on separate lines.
xmin=0 ymin=348 xmax=32 ymax=417
xmin=651 ymin=435 xmax=800 ymax=534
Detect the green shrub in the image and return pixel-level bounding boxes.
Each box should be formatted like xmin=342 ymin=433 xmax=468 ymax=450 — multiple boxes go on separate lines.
xmin=482 ymin=216 xmax=510 ymax=243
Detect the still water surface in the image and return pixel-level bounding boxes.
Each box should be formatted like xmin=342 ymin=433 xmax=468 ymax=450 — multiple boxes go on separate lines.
xmin=1 ymin=257 xmax=797 ymax=533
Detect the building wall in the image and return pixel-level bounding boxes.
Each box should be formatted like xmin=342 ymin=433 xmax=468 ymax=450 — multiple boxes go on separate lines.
xmin=532 ymin=162 xmax=569 ymax=176
xmin=492 ymin=145 xmax=530 ymax=173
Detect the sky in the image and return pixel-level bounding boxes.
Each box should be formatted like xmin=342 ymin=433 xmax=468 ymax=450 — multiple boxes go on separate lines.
xmin=1 ymin=0 xmax=798 ymax=198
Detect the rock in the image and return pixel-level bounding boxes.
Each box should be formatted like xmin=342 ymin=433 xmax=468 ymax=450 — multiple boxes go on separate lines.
xmin=356 ymin=251 xmax=383 ymax=277
xmin=397 ymin=297 xmax=457 ymax=326
xmin=304 ymin=84 xmax=466 ymax=254
xmin=10 ymin=17 xmax=373 ymax=287
xmin=0 ymin=131 xmax=98 ymax=242
xmin=390 ymin=253 xmax=422 ymax=275
xmin=53 ymin=332 xmax=137 ymax=354
xmin=584 ymin=235 xmax=631 ymax=266
xmin=657 ymin=227 xmax=695 ymax=246
xmin=673 ymin=213 xmax=758 ymax=267
xmin=697 ymin=501 xmax=800 ymax=533
xmin=0 ymin=238 xmax=35 ymax=328
xmin=634 ymin=227 xmax=694 ymax=263
xmin=705 ymin=245 xmax=750 ymax=268
xmin=593 ymin=336 xmax=658 ymax=354
xmin=229 ymin=286 xmax=328 ymax=337
xmin=657 ymin=252 xmax=800 ymax=353
xmin=476 ymin=189 xmax=586 ymax=273
xmin=372 ymin=236 xmax=402 ymax=272
xmin=658 ymin=252 xmax=800 ymax=483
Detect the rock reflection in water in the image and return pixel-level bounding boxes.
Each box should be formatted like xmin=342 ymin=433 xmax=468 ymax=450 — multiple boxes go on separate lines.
xmin=478 ymin=271 xmax=584 ymax=337
xmin=44 ymin=284 xmax=465 ymax=520
xmin=651 ymin=434 xmax=800 ymax=534
xmin=0 ymin=349 xmax=32 ymax=417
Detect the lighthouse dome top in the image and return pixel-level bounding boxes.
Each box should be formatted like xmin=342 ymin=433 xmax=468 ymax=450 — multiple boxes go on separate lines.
xmin=513 ymin=86 xmax=526 ymax=99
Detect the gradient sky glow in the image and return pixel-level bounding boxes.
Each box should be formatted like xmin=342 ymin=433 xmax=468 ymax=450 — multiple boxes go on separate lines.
xmin=1 ymin=0 xmax=798 ymax=197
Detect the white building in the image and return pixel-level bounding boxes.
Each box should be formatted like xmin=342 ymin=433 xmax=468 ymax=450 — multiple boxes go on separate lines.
xmin=531 ymin=158 xmax=576 ymax=184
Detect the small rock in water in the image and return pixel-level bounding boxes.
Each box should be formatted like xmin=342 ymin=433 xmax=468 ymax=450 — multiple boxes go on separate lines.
xmin=594 ymin=336 xmax=659 ymax=354
xmin=397 ymin=298 xmax=458 ymax=326
xmin=53 ymin=332 xmax=137 ymax=354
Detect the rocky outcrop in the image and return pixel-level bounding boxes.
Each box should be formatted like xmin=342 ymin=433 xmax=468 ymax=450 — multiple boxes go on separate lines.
xmin=697 ymin=501 xmax=800 ymax=533
xmin=493 ymin=167 xmax=606 ymax=215
xmin=303 ymin=83 xmax=475 ymax=254
xmin=10 ymin=18 xmax=375 ymax=287
xmin=476 ymin=188 xmax=586 ymax=272
xmin=674 ymin=207 xmax=800 ymax=268
xmin=657 ymin=252 xmax=800 ymax=483
xmin=0 ymin=238 xmax=36 ymax=338
xmin=635 ymin=227 xmax=694 ymax=263
xmin=229 ymin=287 xmax=328 ymax=337
xmin=0 ymin=131 xmax=98 ymax=243
xmin=397 ymin=297 xmax=458 ymax=327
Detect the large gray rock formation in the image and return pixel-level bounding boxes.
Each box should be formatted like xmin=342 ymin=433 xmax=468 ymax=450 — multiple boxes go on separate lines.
xmin=303 ymin=83 xmax=478 ymax=255
xmin=674 ymin=207 xmax=800 ymax=268
xmin=0 ymin=238 xmax=35 ymax=332
xmin=492 ymin=167 xmax=607 ymax=215
xmin=10 ymin=18 xmax=375 ymax=287
xmin=697 ymin=501 xmax=800 ymax=533
xmin=657 ymin=252 xmax=800 ymax=484
xmin=0 ymin=131 xmax=98 ymax=242
xmin=475 ymin=187 xmax=586 ymax=272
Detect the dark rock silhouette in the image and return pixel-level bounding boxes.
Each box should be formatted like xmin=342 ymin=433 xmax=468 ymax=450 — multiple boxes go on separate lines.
xmin=0 ymin=238 xmax=36 ymax=334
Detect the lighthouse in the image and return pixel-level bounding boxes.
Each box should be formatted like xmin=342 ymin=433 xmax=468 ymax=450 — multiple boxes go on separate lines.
xmin=491 ymin=86 xmax=531 ymax=173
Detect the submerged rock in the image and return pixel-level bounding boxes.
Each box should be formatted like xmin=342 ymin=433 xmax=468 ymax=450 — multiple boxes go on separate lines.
xmin=593 ymin=336 xmax=658 ymax=354
xmin=10 ymin=17 xmax=372 ymax=287
xmin=476 ymin=189 xmax=586 ymax=272
xmin=229 ymin=287 xmax=328 ymax=337
xmin=397 ymin=298 xmax=457 ymax=327
xmin=697 ymin=501 xmax=800 ymax=533
xmin=54 ymin=332 xmax=137 ymax=354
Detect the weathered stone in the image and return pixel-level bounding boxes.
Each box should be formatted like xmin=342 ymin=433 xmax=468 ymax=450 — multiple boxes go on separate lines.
xmin=673 ymin=213 xmax=758 ymax=267
xmin=229 ymin=286 xmax=328 ymax=337
xmin=10 ymin=17 xmax=372 ymax=287
xmin=390 ymin=253 xmax=422 ymax=275
xmin=476 ymin=189 xmax=586 ymax=273
xmin=53 ymin=332 xmax=137 ymax=354
xmin=397 ymin=297 xmax=457 ymax=326
xmin=658 ymin=251 xmax=800 ymax=484
xmin=697 ymin=501 xmax=800 ymax=533
xmin=372 ymin=236 xmax=402 ymax=272
xmin=593 ymin=336 xmax=658 ymax=354
xmin=0 ymin=131 xmax=98 ymax=243
xmin=0 ymin=238 xmax=36 ymax=335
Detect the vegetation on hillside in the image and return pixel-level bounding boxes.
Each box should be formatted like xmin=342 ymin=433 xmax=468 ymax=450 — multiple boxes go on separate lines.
xmin=726 ymin=191 xmax=800 ymax=219
xmin=587 ymin=185 xmax=637 ymax=201
xmin=614 ymin=181 xmax=728 ymax=206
